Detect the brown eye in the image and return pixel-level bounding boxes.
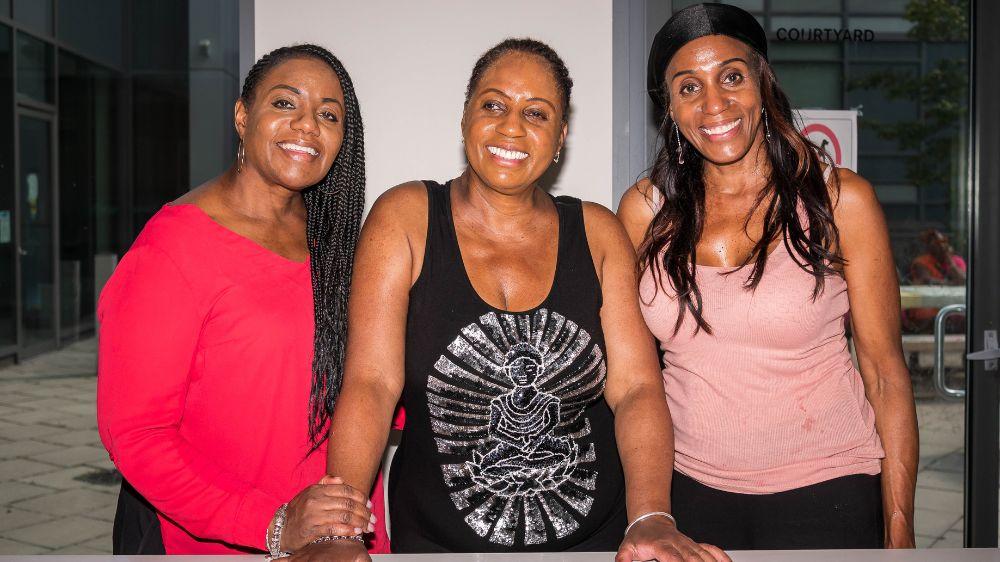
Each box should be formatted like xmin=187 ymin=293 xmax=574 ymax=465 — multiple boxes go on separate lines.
xmin=272 ymin=98 xmax=294 ymax=109
xmin=484 ymin=100 xmax=504 ymax=112
xmin=723 ymin=71 xmax=744 ymax=85
xmin=680 ymin=82 xmax=698 ymax=96
xmin=320 ymin=110 xmax=339 ymax=123
xmin=525 ymin=109 xmax=547 ymax=121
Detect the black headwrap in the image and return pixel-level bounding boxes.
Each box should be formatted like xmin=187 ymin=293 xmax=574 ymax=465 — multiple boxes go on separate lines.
xmin=647 ymin=3 xmax=768 ymax=107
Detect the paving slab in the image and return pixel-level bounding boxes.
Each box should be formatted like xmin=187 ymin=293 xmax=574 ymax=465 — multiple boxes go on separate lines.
xmin=0 ymin=483 xmax=53 ymax=505
xmin=914 ymin=507 xmax=963 ymax=539
xmin=0 ymin=537 xmax=47 ymax=554
xmin=0 ymin=440 xmax=62 ymax=460
xmin=27 ymin=446 xmax=108 ymax=468
xmin=2 ymin=515 xmax=109 ymax=548
xmin=11 ymin=488 xmax=115 ymax=518
xmin=0 ymin=507 xmax=52 ymax=532
xmin=0 ymin=459 xmax=60 ymax=481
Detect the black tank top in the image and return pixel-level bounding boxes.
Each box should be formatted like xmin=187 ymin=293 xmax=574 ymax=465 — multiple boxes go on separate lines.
xmin=388 ymin=180 xmax=626 ymax=553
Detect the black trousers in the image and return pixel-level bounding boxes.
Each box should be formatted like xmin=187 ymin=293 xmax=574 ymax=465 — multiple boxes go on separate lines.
xmin=113 ymin=479 xmax=166 ymax=555
xmin=671 ymin=471 xmax=884 ymax=550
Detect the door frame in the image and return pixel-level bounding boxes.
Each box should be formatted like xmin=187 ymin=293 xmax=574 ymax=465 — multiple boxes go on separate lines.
xmin=14 ymin=107 xmax=60 ymax=360
xmin=965 ymin=0 xmax=1000 ymax=548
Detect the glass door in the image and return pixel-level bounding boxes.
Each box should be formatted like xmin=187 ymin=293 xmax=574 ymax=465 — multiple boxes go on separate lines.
xmin=16 ymin=111 xmax=56 ymax=354
xmin=621 ymin=0 xmax=992 ymax=550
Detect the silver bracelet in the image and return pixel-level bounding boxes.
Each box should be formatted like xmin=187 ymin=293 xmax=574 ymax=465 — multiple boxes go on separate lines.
xmin=310 ymin=534 xmax=365 ymax=545
xmin=267 ymin=503 xmax=290 ymax=560
xmin=624 ymin=511 xmax=677 ymax=537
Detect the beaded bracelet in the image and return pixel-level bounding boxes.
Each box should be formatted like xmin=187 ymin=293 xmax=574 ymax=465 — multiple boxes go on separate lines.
xmin=266 ymin=503 xmax=291 ymax=560
xmin=310 ymin=534 xmax=365 ymax=545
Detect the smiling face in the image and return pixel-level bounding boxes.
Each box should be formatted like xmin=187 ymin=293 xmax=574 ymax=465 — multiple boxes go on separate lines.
xmin=664 ymin=35 xmax=764 ymax=166
xmin=462 ymin=53 xmax=567 ymax=193
xmin=235 ymin=57 xmax=344 ymax=190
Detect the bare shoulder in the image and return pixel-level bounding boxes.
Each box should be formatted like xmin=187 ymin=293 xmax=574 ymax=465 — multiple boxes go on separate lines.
xmin=364 ymin=180 xmax=428 ymax=233
xmin=581 ymin=201 xmax=634 ymax=263
xmin=616 ymin=179 xmax=658 ymax=250
xmin=828 ymin=167 xmax=881 ymax=218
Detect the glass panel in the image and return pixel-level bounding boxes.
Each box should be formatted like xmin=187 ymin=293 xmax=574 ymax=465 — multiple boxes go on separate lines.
xmin=131 ymin=74 xmax=188 ymax=229
xmin=770 ymin=15 xmax=843 ymax=32
xmin=0 ymin=0 xmax=9 ymax=18
xmin=770 ymin=42 xmax=841 ymax=61
xmin=847 ymin=0 xmax=908 ymax=14
xmin=848 ymin=41 xmax=920 ymax=60
xmin=849 ymin=16 xmax=915 ymax=35
xmin=770 ymin=0 xmax=840 ymax=13
xmin=726 ymin=0 xmax=764 ymax=12
xmin=772 ymin=62 xmax=841 ymax=108
xmin=56 ymin=0 xmax=123 ymax=67
xmin=763 ymin=0 xmax=972 ymax=548
xmin=18 ymin=115 xmax=54 ymax=348
xmin=13 ymin=0 xmax=52 ymax=35
xmin=0 ymin=25 xmax=14 ymax=349
xmin=16 ymin=32 xmax=53 ymax=103
xmin=58 ymin=52 xmax=121 ymax=338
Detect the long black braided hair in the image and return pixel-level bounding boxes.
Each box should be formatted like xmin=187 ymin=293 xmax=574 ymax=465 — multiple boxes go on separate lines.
xmin=239 ymin=44 xmax=365 ymax=447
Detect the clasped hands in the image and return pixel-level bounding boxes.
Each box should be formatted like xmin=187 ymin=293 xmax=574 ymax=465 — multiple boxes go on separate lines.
xmin=274 ymin=475 xmax=373 ymax=560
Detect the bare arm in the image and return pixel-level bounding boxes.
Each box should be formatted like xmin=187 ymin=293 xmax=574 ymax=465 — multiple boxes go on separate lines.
xmin=834 ymin=169 xmax=918 ymax=548
xmin=325 ymin=184 xmax=426 ymax=494
xmin=585 ymin=204 xmax=727 ymax=562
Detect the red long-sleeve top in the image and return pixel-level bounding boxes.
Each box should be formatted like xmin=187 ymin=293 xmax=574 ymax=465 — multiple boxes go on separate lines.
xmin=97 ymin=204 xmax=389 ymax=554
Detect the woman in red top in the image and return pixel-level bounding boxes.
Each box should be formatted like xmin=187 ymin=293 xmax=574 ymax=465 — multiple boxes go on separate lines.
xmin=97 ymin=44 xmax=389 ymax=555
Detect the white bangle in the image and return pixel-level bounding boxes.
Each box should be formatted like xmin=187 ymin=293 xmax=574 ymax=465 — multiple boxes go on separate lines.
xmin=625 ymin=511 xmax=677 ymax=537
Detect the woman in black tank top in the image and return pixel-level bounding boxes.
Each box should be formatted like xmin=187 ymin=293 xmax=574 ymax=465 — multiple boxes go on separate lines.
xmin=300 ymin=40 xmax=728 ymax=561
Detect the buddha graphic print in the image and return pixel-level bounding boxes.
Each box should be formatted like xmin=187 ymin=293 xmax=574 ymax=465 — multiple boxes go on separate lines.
xmin=428 ymin=309 xmax=606 ymax=546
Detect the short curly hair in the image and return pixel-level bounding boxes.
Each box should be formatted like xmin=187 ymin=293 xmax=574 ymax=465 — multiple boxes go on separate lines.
xmin=464 ymin=37 xmax=573 ymax=122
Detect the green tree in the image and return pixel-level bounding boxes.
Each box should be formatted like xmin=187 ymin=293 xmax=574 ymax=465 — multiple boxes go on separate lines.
xmin=849 ymin=0 xmax=969 ymax=237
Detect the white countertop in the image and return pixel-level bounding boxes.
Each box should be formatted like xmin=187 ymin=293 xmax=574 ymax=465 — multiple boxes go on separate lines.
xmin=0 ymin=550 xmax=997 ymax=561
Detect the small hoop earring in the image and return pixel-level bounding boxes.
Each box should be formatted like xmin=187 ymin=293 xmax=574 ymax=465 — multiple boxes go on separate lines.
xmin=762 ymin=107 xmax=772 ymax=141
xmin=553 ymin=150 xmax=561 ymax=164
xmin=673 ymin=121 xmax=685 ymax=165
xmin=237 ymin=138 xmax=246 ymax=172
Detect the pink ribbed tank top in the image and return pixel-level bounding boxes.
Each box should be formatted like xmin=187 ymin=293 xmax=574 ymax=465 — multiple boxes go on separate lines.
xmin=639 ymin=169 xmax=884 ymax=494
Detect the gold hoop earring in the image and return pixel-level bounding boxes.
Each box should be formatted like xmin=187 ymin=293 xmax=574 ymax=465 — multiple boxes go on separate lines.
xmin=237 ymin=138 xmax=246 ymax=173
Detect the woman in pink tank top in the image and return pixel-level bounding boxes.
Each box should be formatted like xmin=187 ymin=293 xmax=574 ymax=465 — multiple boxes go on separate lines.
xmin=617 ymin=3 xmax=917 ymax=551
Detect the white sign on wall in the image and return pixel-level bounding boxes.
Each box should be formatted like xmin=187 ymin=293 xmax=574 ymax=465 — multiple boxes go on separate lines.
xmin=795 ymin=109 xmax=858 ymax=172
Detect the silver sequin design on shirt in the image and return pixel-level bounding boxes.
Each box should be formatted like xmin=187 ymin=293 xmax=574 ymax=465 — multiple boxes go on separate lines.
xmin=428 ymin=309 xmax=606 ymax=546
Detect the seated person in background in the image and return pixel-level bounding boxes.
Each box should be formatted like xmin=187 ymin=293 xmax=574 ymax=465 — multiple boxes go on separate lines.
xmin=905 ymin=229 xmax=967 ymax=333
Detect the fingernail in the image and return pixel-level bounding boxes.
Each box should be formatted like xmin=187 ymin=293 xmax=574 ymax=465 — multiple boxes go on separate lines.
xmin=367 ymin=523 xmax=374 ymax=533
xmin=353 ymin=527 xmax=362 ymax=534
xmin=370 ymin=514 xmax=377 ymax=523
xmin=366 ymin=499 xmax=373 ymax=508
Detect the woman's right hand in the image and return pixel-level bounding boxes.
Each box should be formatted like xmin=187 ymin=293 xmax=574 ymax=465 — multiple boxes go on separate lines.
xmin=278 ymin=476 xmax=374 ymax=552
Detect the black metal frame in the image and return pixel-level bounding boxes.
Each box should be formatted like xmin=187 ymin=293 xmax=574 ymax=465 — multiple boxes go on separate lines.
xmin=964 ymin=0 xmax=1000 ymax=548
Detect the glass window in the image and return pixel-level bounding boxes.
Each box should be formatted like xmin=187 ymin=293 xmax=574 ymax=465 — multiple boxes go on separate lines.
xmin=0 ymin=0 xmax=9 ymax=18
xmin=847 ymin=41 xmax=920 ymax=60
xmin=849 ymin=16 xmax=915 ymax=35
xmin=0 ymin=25 xmax=13 ymax=349
xmin=770 ymin=16 xmax=843 ymax=32
xmin=847 ymin=0 xmax=908 ymax=14
xmin=770 ymin=0 xmax=840 ymax=13
xmin=16 ymin=31 xmax=53 ymax=103
xmin=58 ymin=52 xmax=122 ymax=336
xmin=847 ymin=62 xmax=921 ymax=153
xmin=57 ymin=0 xmax=123 ymax=67
xmin=13 ymin=0 xmax=52 ymax=36
xmin=772 ymin=62 xmax=842 ymax=109
xmin=18 ymin=114 xmax=55 ymax=348
xmin=131 ymin=74 xmax=189 ymax=229
xmin=770 ymin=42 xmax=841 ymax=61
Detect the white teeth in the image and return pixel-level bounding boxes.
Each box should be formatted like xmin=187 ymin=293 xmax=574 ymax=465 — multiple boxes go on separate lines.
xmin=487 ymin=146 xmax=528 ymax=160
xmin=701 ymin=118 xmax=741 ymax=136
xmin=278 ymin=142 xmax=318 ymax=156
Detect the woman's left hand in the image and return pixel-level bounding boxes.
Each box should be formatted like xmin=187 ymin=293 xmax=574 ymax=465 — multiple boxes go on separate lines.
xmin=616 ymin=516 xmax=730 ymax=562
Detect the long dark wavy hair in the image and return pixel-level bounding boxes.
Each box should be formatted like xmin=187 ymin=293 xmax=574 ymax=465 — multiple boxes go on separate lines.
xmin=240 ymin=45 xmax=365 ymax=447
xmin=640 ymin=49 xmax=843 ymax=336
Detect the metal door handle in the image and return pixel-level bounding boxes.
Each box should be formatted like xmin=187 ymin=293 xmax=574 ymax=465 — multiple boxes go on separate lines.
xmin=934 ymin=304 xmax=966 ymax=399
xmin=968 ymin=329 xmax=999 ymax=371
